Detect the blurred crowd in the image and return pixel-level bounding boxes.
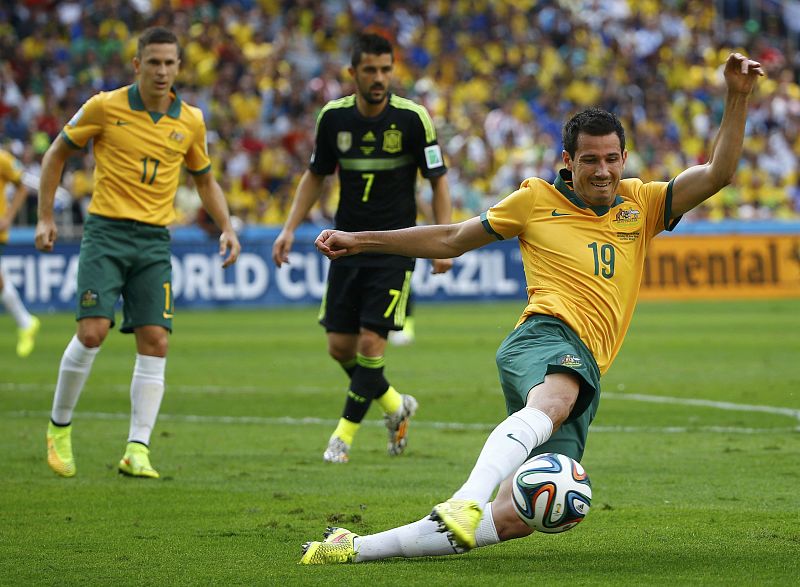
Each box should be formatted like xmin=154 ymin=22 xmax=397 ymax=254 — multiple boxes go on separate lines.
xmin=3 ymin=0 xmax=800 ymax=235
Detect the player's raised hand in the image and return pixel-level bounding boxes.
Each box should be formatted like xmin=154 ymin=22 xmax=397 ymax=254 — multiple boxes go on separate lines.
xmin=219 ymin=229 xmax=241 ymax=268
xmin=35 ymin=218 xmax=58 ymax=252
xmin=724 ymin=52 xmax=764 ymax=95
xmin=315 ymin=229 xmax=358 ymax=260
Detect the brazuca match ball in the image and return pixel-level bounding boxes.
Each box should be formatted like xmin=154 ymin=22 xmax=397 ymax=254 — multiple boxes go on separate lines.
xmin=512 ymin=452 xmax=592 ymax=533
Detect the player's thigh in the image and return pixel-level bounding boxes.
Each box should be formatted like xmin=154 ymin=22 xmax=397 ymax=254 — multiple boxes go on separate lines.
xmin=75 ymin=218 xmax=130 ymax=324
xmin=319 ymin=263 xmax=361 ymax=334
xmin=120 ymin=226 xmax=172 ymax=334
xmin=359 ymin=266 xmax=412 ymax=334
xmin=495 ymin=315 xmax=600 ymax=421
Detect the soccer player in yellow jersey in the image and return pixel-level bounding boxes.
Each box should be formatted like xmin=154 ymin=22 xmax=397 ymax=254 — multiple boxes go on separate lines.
xmin=300 ymin=52 xmax=764 ymax=564
xmin=0 ymin=148 xmax=40 ymax=358
xmin=35 ymin=27 xmax=241 ymax=479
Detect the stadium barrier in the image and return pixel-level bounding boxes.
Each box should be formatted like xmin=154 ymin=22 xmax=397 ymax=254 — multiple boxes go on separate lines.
xmin=3 ymin=222 xmax=799 ymax=312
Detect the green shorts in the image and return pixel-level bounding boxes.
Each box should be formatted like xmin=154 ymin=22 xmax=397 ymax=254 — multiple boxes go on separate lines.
xmin=495 ymin=314 xmax=601 ymax=461
xmin=77 ymin=214 xmax=173 ymax=333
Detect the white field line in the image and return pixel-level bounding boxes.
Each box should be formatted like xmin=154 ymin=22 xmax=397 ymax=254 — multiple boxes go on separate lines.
xmin=4 ymin=411 xmax=799 ymax=435
xmin=602 ymin=392 xmax=800 ymax=421
xmin=2 ymin=383 xmax=798 ymax=433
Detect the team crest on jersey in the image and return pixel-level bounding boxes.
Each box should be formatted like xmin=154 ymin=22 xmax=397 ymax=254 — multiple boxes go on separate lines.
xmin=80 ymin=289 xmax=99 ymax=308
xmin=337 ymin=131 xmax=352 ymax=152
xmin=168 ymin=130 xmax=185 ymax=143
xmin=611 ymin=203 xmax=643 ymax=235
xmin=559 ymin=354 xmax=582 ymax=368
xmin=382 ymin=128 xmax=402 ymax=153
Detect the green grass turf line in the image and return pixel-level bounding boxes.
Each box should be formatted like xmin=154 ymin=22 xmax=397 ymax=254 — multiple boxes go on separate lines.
xmin=1 ymin=299 xmax=798 ymax=585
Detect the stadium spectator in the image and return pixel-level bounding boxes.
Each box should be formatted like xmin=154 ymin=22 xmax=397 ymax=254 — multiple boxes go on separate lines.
xmin=303 ymin=51 xmax=764 ymax=564
xmin=35 ymin=26 xmax=241 ymax=480
xmin=5 ymin=1 xmax=800 ymax=226
xmin=271 ymin=32 xmax=453 ymax=464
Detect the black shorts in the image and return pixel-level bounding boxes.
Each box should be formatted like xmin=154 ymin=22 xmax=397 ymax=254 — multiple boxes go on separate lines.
xmin=319 ymin=263 xmax=413 ymax=338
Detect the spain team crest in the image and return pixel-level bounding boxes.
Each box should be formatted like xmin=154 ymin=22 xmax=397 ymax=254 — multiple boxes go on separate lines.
xmin=382 ymin=129 xmax=402 ymax=153
xmin=337 ymin=131 xmax=352 ymax=153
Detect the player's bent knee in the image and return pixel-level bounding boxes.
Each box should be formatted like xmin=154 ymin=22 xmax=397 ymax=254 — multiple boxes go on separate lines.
xmin=77 ymin=318 xmax=111 ymax=348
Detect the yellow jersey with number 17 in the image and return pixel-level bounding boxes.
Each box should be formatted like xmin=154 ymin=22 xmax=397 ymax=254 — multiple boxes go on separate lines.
xmin=61 ymin=83 xmax=211 ymax=226
xmin=481 ymin=169 xmax=680 ymax=375
xmin=0 ymin=149 xmax=24 ymax=243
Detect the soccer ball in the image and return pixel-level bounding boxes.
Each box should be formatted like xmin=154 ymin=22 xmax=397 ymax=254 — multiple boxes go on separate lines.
xmin=511 ymin=452 xmax=592 ymax=533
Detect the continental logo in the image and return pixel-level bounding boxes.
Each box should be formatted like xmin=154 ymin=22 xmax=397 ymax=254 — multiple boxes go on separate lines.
xmin=611 ymin=204 xmax=643 ymax=234
xmin=80 ymin=290 xmax=99 ymax=308
xmin=641 ymin=235 xmax=800 ymax=299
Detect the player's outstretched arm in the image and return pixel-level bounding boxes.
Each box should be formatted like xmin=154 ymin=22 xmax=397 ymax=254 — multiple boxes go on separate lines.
xmin=35 ymin=134 xmax=73 ymax=252
xmin=0 ymin=181 xmax=29 ymax=233
xmin=315 ymin=216 xmax=495 ymax=261
xmin=428 ymin=174 xmax=454 ymax=275
xmin=272 ymin=170 xmax=326 ymax=267
xmin=193 ymin=171 xmax=241 ymax=268
xmin=671 ymin=52 xmax=764 ymax=217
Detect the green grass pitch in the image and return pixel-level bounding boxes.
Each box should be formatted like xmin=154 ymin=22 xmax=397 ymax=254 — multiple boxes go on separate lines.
xmin=1 ymin=299 xmax=798 ymax=585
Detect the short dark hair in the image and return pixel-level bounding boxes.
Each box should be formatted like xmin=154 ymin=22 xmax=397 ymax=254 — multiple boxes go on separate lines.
xmin=562 ymin=108 xmax=626 ymax=157
xmin=137 ymin=27 xmax=180 ymax=58
xmin=351 ymin=33 xmax=393 ymax=67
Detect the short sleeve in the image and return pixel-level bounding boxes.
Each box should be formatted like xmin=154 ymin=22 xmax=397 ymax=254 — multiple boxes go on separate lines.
xmin=0 ymin=151 xmax=23 ymax=184
xmin=413 ymin=104 xmax=447 ymax=178
xmin=184 ymin=112 xmax=212 ymax=174
xmin=309 ymin=110 xmax=338 ymax=175
xmin=628 ymin=178 xmax=680 ymax=237
xmin=61 ymin=94 xmax=105 ymax=148
xmin=483 ymin=184 xmax=537 ymax=240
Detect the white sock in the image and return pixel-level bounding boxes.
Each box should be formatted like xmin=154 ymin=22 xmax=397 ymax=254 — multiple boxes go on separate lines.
xmin=451 ymin=407 xmax=553 ymax=507
xmin=354 ymin=501 xmax=501 ymax=562
xmin=475 ymin=502 xmax=500 ymax=547
xmin=1 ymin=281 xmax=33 ymax=329
xmin=355 ymin=517 xmax=456 ymax=561
xmin=128 ymin=354 xmax=166 ymax=445
xmin=51 ymin=335 xmax=100 ymax=425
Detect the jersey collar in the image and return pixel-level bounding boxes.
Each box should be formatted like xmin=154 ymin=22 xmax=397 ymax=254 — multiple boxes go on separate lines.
xmin=554 ymin=168 xmax=623 ymax=216
xmin=353 ymin=92 xmax=390 ymax=122
xmin=128 ymin=83 xmax=183 ymax=120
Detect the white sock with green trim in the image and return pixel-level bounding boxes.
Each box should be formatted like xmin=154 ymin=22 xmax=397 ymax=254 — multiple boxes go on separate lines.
xmin=128 ymin=354 xmax=166 ymax=445
xmin=50 ymin=335 xmax=100 ymax=425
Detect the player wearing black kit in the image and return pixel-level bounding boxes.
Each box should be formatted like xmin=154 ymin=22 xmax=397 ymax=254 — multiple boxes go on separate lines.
xmin=272 ymin=33 xmax=452 ymax=463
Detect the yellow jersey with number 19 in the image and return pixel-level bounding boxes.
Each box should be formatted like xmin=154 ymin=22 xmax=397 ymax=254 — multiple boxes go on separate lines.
xmin=61 ymin=83 xmax=211 ymax=226
xmin=481 ymin=169 xmax=679 ymax=375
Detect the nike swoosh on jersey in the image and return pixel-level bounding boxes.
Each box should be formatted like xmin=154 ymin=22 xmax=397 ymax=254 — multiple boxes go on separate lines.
xmin=551 ymin=210 xmax=570 ymax=216
xmin=115 ymin=120 xmax=131 ymax=126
